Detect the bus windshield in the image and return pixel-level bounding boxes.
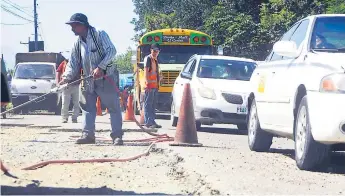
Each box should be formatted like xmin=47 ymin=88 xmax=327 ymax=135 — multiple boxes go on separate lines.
xmin=140 ymin=45 xmax=212 ymax=64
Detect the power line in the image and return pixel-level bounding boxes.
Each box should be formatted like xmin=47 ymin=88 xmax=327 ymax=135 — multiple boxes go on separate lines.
xmin=1 ymin=5 xmax=34 ymax=22
xmin=1 ymin=22 xmax=31 ymax=25
xmin=1 ymin=0 xmax=34 ymax=18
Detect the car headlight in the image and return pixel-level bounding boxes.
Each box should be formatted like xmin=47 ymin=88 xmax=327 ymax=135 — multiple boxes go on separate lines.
xmin=51 ymin=83 xmax=57 ymax=89
xmin=320 ymin=73 xmax=345 ymax=93
xmin=11 ymin=84 xmax=18 ymax=93
xmin=198 ymin=86 xmax=216 ymax=100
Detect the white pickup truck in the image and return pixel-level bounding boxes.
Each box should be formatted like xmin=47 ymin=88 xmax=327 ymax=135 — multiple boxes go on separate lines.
xmin=247 ymin=14 xmax=345 ymax=171
xmin=11 ymin=62 xmax=60 ymax=114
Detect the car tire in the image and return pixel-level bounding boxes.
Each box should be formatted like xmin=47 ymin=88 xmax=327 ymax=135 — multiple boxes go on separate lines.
xmin=1 ymin=106 xmax=6 ymax=119
xmin=170 ymin=100 xmax=178 ymax=127
xmin=294 ymin=96 xmax=330 ymax=171
xmin=248 ymin=98 xmax=273 ymax=152
xmin=196 ymin=121 xmax=201 ymax=131
xmin=237 ymin=123 xmax=247 ymax=131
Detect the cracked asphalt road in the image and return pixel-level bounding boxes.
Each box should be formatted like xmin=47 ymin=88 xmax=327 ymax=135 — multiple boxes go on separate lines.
xmin=1 ymin=114 xmax=344 ymax=195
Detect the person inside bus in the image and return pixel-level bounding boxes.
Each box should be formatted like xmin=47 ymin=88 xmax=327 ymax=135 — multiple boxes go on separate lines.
xmin=142 ymin=43 xmax=162 ymax=129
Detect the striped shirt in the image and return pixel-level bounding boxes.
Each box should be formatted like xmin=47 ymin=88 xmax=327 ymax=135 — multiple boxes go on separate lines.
xmin=62 ymin=26 xmax=116 ymax=92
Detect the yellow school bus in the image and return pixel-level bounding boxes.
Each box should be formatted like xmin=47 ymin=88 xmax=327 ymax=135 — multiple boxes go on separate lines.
xmin=133 ymin=28 xmax=214 ymax=114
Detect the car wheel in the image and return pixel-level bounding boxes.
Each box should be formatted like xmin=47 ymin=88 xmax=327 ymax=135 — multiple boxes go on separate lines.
xmin=248 ymin=98 xmax=273 ymax=152
xmin=196 ymin=121 xmax=201 ymax=131
xmin=1 ymin=106 xmax=6 ymax=119
xmin=237 ymin=123 xmax=247 ymax=131
xmin=294 ymin=96 xmax=329 ymax=171
xmin=170 ymin=100 xmax=178 ymax=127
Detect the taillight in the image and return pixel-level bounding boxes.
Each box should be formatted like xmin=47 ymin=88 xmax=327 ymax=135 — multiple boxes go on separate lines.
xmin=154 ymin=36 xmax=160 ymax=42
xmin=193 ymin=36 xmax=199 ymax=42
xmin=147 ymin=36 xmax=153 ymax=42
xmin=201 ymin=36 xmax=207 ymax=42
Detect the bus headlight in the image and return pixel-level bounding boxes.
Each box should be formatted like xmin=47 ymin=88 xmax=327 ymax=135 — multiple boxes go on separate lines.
xmin=198 ymin=86 xmax=216 ymax=100
xmin=320 ymin=73 xmax=345 ymax=93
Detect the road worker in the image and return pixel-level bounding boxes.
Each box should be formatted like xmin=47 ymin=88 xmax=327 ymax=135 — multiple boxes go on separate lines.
xmin=142 ymin=44 xmax=162 ymax=128
xmin=60 ymin=13 xmax=123 ymax=145
xmin=57 ymin=59 xmax=80 ymax=123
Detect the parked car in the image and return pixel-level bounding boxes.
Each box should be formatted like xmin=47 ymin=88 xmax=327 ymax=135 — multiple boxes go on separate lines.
xmin=247 ymin=14 xmax=345 ymax=171
xmin=11 ymin=62 xmax=59 ymax=114
xmin=171 ymin=55 xmax=257 ymax=130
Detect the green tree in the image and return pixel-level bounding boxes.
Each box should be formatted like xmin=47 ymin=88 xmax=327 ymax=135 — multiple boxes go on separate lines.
xmin=115 ymin=48 xmax=134 ymax=74
xmin=131 ymin=0 xmax=342 ymax=60
xmin=325 ymin=0 xmax=345 ymax=13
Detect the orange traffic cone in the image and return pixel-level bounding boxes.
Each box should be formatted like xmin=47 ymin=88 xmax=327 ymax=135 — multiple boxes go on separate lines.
xmin=96 ymin=97 xmax=102 ymax=116
xmin=123 ymin=94 xmax=135 ymax=122
xmin=169 ymin=83 xmax=202 ymax=147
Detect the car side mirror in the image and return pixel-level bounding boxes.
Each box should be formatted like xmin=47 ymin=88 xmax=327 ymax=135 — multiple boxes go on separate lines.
xmin=273 ymin=41 xmax=299 ymax=58
xmin=181 ymin=72 xmax=192 ymax=79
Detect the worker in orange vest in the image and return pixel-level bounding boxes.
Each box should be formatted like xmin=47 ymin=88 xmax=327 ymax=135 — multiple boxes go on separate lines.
xmin=142 ymin=44 xmax=163 ymax=129
xmin=57 ymin=59 xmax=80 ymax=123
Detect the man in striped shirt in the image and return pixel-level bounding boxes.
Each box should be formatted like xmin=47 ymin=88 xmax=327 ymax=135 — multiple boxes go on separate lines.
xmin=60 ymin=13 xmax=123 ymax=145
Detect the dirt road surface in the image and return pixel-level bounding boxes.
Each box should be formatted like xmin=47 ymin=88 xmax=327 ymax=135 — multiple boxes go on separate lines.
xmin=1 ymin=114 xmax=344 ymax=195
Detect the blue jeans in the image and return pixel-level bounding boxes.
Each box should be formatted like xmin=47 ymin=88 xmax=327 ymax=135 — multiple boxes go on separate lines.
xmin=79 ymin=78 xmax=123 ymax=138
xmin=143 ymin=88 xmax=157 ymax=126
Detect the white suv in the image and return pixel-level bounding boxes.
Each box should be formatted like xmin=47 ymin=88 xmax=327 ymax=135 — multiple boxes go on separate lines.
xmin=171 ymin=55 xmax=256 ymax=130
xmin=247 ymin=14 xmax=345 ymax=171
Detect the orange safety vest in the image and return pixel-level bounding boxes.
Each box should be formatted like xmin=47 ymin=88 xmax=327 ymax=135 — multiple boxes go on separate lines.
xmin=146 ymin=56 xmax=158 ymax=89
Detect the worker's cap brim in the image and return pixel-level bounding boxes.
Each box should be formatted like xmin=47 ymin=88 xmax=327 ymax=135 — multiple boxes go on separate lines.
xmin=65 ymin=21 xmax=87 ymax=26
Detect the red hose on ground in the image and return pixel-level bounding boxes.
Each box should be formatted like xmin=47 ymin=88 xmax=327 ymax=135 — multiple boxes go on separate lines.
xmin=22 ymin=138 xmax=174 ymax=170
xmin=19 ymin=75 xmax=175 ymax=171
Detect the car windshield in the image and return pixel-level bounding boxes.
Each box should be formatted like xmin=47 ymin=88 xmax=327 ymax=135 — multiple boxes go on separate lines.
xmin=14 ymin=64 xmax=55 ymax=79
xmin=311 ymin=16 xmax=345 ymax=51
xmin=140 ymin=45 xmax=212 ymax=64
xmin=197 ymin=59 xmax=256 ymax=81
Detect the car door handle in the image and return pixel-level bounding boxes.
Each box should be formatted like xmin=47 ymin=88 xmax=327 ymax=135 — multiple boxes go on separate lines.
xmin=272 ymin=71 xmax=275 ymax=74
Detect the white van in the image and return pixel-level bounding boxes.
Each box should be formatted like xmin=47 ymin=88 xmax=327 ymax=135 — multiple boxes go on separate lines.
xmin=11 ymin=62 xmax=60 ymax=114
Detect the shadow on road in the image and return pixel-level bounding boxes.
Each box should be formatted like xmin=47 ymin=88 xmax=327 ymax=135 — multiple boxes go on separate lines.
xmin=1 ymin=185 xmax=168 ymax=195
xmin=198 ymin=127 xmax=247 ymax=136
xmin=156 ymin=113 xmax=170 ymax=120
xmin=270 ymin=148 xmax=345 ymax=174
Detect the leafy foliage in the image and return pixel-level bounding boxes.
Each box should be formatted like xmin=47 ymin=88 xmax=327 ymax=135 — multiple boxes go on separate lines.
xmin=114 ymin=48 xmax=134 ymax=74
xmin=131 ymin=0 xmax=345 ymax=60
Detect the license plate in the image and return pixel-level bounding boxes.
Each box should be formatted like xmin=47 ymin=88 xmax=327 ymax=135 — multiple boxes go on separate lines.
xmin=29 ymin=95 xmax=37 ymax=100
xmin=237 ymin=106 xmax=247 ymax=114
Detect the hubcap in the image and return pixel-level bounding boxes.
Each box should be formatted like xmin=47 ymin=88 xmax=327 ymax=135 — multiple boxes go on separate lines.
xmin=296 ymin=106 xmax=307 ymax=160
xmin=248 ymin=103 xmax=257 ymax=144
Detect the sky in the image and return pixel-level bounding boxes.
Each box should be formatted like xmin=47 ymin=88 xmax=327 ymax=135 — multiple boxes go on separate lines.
xmin=1 ymin=0 xmax=138 ymax=69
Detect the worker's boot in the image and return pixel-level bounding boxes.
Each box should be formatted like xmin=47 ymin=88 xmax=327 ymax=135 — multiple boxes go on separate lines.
xmin=75 ymin=133 xmax=95 ymax=144
xmin=110 ymin=133 xmax=123 ymax=146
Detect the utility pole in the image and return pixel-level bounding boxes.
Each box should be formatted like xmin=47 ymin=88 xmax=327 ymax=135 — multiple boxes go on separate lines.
xmin=34 ymin=0 xmax=38 ymax=51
